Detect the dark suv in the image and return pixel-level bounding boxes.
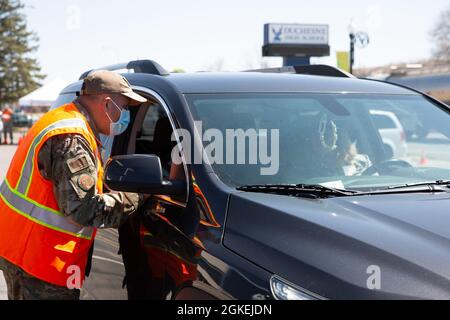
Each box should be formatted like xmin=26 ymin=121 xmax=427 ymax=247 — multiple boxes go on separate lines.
xmin=52 ymin=60 xmax=450 ymax=300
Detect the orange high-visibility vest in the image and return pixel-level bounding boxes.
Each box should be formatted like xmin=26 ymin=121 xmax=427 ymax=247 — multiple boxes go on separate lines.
xmin=0 ymin=102 xmax=103 ymax=288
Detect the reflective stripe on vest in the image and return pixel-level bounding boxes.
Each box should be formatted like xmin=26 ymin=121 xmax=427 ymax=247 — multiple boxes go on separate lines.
xmin=0 ymin=117 xmax=95 ymax=240
xmin=16 ymin=118 xmax=89 ymax=195
xmin=0 ymin=180 xmax=94 ymax=239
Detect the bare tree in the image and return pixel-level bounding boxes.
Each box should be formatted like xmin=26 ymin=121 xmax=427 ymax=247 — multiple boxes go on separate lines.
xmin=206 ymin=58 xmax=226 ymax=72
xmin=243 ymin=49 xmax=276 ymax=70
xmin=245 ymin=56 xmax=271 ymax=70
xmin=430 ymin=8 xmax=450 ymax=61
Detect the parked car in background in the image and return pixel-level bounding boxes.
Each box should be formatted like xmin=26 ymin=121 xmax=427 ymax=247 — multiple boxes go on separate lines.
xmin=370 ymin=109 xmax=407 ymax=158
xmin=12 ymin=111 xmax=33 ymax=128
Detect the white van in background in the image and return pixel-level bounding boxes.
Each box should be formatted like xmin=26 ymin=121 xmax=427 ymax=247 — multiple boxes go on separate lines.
xmin=370 ymin=109 xmax=407 ymax=159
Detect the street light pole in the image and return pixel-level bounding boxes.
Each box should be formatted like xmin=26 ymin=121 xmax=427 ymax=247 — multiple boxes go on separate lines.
xmin=349 ymin=32 xmax=355 ymax=74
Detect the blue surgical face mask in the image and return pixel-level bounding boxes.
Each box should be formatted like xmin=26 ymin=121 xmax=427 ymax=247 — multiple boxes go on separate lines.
xmin=107 ymin=99 xmax=130 ymax=136
xmin=99 ymin=133 xmax=114 ymax=164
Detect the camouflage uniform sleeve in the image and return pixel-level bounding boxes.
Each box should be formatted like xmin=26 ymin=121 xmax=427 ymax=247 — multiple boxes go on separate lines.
xmin=37 ymin=134 xmax=144 ymax=228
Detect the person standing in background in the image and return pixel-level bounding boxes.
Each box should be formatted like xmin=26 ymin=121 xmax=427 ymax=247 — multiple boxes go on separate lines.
xmin=1 ymin=107 xmax=14 ymax=145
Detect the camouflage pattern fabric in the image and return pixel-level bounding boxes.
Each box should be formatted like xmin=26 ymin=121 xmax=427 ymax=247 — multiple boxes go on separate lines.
xmin=37 ymin=133 xmax=142 ymax=228
xmin=0 ymin=257 xmax=80 ymax=300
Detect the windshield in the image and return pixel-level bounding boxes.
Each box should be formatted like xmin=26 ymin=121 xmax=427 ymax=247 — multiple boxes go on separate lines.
xmin=186 ymin=93 xmax=450 ymax=191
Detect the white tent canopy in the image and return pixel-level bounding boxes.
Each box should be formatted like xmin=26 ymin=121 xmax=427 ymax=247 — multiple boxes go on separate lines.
xmin=19 ymin=78 xmax=68 ymax=107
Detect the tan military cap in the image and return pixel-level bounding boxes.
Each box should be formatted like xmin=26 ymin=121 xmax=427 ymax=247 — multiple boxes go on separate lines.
xmin=81 ymin=70 xmax=147 ymax=106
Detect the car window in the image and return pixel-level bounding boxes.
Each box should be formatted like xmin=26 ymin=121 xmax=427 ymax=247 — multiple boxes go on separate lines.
xmin=140 ymin=104 xmax=167 ymax=142
xmin=187 ymin=93 xmax=450 ymax=191
xmin=135 ymin=102 xmax=180 ymax=180
xmin=371 ymin=114 xmax=397 ymax=129
xmin=131 ymin=100 xmax=187 ymax=204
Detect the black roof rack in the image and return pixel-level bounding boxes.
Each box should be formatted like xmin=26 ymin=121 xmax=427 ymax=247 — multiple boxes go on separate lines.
xmin=79 ymin=59 xmax=169 ymax=80
xmin=246 ymin=64 xmax=354 ymax=78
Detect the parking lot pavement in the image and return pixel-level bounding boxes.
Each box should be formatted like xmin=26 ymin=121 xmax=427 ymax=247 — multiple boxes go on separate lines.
xmin=0 ymin=271 xmax=6 ymax=300
xmin=0 ymin=139 xmax=17 ymax=300
xmin=80 ymin=229 xmax=127 ymax=300
xmin=0 ymin=142 xmax=18 ymax=181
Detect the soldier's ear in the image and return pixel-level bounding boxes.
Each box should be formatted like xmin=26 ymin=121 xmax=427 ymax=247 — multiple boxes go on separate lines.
xmin=103 ymin=96 xmax=111 ymax=110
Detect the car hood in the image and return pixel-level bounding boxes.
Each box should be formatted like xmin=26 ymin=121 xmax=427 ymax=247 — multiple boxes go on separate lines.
xmin=223 ymin=191 xmax=450 ymax=299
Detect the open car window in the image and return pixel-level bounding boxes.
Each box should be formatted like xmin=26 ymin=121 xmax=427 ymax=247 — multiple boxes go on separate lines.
xmin=126 ymin=96 xmax=188 ymax=204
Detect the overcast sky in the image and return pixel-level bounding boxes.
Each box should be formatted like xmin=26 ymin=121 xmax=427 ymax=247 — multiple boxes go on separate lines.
xmin=22 ymin=0 xmax=449 ymax=84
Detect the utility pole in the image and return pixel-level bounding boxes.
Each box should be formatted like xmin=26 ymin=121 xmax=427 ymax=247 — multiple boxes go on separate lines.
xmin=348 ymin=21 xmax=369 ymax=75
xmin=349 ymin=32 xmax=355 ymax=74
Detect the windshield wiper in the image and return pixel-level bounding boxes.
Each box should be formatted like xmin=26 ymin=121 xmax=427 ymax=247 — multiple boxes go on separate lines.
xmin=237 ymin=181 xmax=450 ymax=198
xmin=236 ymin=184 xmax=360 ymax=198
xmin=386 ymin=180 xmax=450 ymax=190
xmin=351 ymin=180 xmax=450 ymax=196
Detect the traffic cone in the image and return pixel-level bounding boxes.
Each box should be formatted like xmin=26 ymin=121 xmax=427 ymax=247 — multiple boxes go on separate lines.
xmin=419 ymin=151 xmax=428 ymax=166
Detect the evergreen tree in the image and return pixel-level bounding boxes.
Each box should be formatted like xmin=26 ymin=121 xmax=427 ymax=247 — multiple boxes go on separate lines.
xmin=0 ymin=0 xmax=44 ymax=107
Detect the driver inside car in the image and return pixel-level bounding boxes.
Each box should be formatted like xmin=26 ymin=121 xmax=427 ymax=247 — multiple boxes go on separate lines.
xmin=318 ymin=116 xmax=372 ymax=177
xmin=336 ymin=130 xmax=372 ymax=176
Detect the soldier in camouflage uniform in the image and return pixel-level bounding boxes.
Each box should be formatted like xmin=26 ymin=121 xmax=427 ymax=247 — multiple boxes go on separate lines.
xmin=0 ymin=71 xmax=148 ymax=300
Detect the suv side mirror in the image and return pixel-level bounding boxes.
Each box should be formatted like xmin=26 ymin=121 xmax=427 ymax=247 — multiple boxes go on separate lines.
xmin=104 ymin=154 xmax=184 ymax=195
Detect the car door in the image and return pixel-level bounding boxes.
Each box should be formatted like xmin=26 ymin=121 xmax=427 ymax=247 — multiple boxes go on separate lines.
xmin=114 ymin=91 xmax=204 ymax=299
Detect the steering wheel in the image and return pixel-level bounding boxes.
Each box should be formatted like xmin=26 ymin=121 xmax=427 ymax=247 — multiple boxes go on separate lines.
xmin=361 ymin=159 xmax=413 ymax=176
